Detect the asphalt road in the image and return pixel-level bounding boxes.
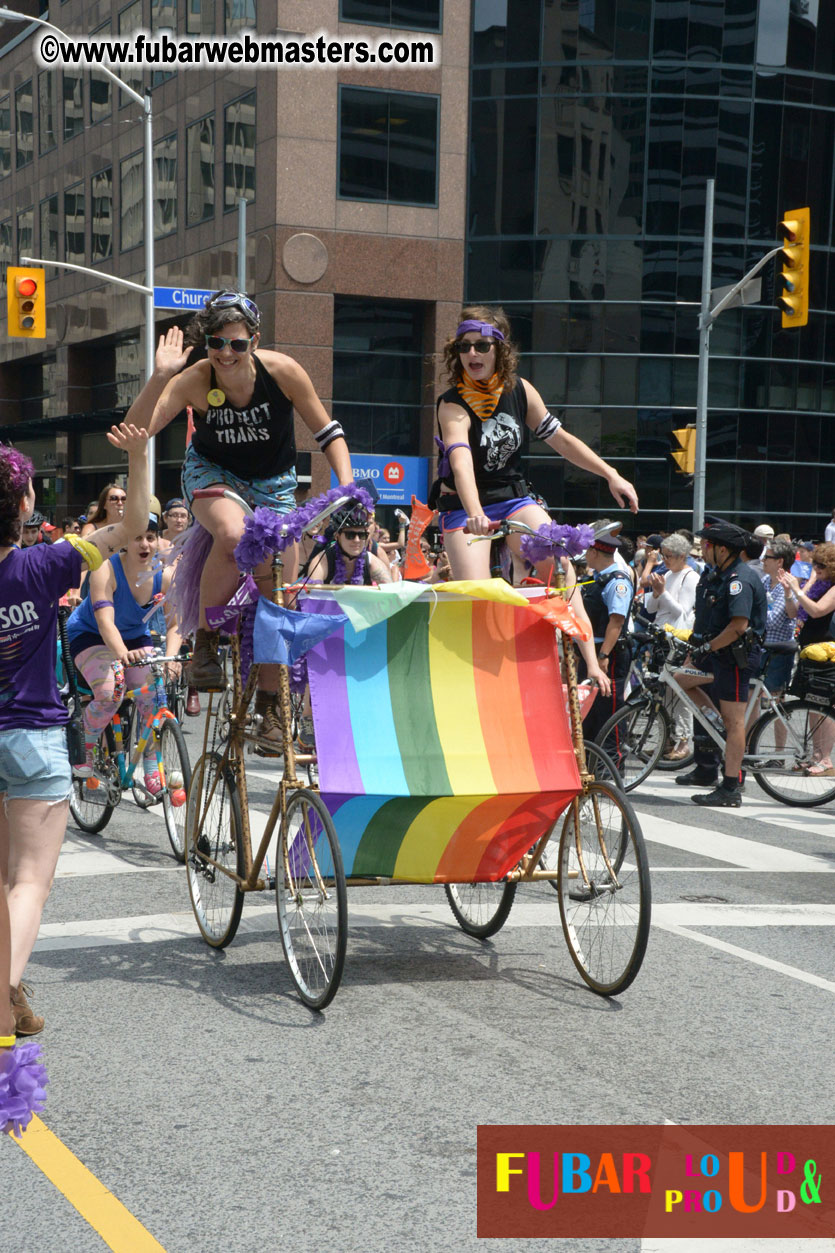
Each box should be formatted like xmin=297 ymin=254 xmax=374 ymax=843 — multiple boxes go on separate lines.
xmin=4 ymin=715 xmax=835 ymax=1253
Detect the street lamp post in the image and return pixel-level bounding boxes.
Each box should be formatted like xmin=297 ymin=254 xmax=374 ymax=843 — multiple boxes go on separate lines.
xmin=0 ymin=6 xmax=157 ymax=493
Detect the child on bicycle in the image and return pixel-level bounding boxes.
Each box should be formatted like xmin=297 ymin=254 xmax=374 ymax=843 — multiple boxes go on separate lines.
xmin=66 ymin=510 xmax=182 ymax=792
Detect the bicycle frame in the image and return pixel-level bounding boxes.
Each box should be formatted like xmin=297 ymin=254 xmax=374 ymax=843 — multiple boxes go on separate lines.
xmin=87 ymin=655 xmax=185 ymax=800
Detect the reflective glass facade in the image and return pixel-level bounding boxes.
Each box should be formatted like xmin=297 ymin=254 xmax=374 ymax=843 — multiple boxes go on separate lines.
xmin=467 ymin=0 xmax=835 ymax=533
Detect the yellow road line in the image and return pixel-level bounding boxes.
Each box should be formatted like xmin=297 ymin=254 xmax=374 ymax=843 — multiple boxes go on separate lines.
xmin=10 ymin=1116 xmax=168 ymax=1253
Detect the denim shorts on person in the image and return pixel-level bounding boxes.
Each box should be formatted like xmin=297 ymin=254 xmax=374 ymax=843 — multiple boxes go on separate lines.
xmin=763 ymin=649 xmax=794 ymax=694
xmin=182 ymin=444 xmax=298 ymax=515
xmin=0 ymin=725 xmax=72 ymax=803
xmin=439 ymin=496 xmax=535 ymax=533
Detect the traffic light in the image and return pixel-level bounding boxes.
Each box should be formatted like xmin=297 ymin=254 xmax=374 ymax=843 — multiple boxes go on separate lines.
xmin=7 ymin=266 xmax=46 ymax=338
xmin=671 ymin=427 xmax=696 ymax=475
xmin=777 ymin=207 xmax=810 ymax=328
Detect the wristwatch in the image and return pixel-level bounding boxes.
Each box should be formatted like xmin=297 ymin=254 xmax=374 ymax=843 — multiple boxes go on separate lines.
xmin=598 ymin=652 xmax=610 ymax=662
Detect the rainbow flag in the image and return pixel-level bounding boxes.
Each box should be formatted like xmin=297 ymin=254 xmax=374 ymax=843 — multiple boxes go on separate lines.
xmin=307 ymin=595 xmax=581 ymax=883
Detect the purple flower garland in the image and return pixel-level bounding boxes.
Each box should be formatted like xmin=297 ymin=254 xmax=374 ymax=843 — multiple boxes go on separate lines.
xmin=796 ymin=579 xmax=833 ymax=625
xmin=0 ymin=1040 xmax=48 ymax=1137
xmin=521 ymin=522 xmax=596 ymax=565
xmin=332 ymin=543 xmax=367 ymax=585
xmin=235 ymin=485 xmax=375 ymax=572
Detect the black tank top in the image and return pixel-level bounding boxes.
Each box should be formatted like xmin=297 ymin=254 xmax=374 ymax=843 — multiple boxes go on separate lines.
xmin=798 ymin=599 xmax=835 ymax=647
xmin=191 ymin=353 xmax=296 ymax=478
xmin=436 ymin=379 xmax=528 ymax=494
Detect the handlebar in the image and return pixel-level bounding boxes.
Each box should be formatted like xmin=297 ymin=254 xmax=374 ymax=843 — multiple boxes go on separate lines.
xmin=467 ymin=518 xmax=539 ymax=545
xmin=193 ymin=486 xmax=364 ymax=542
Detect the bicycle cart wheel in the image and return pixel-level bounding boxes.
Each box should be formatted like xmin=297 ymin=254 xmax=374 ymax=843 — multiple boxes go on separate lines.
xmin=748 ymin=701 xmax=835 ymax=808
xmin=445 ymin=880 xmax=517 ymax=939
xmin=276 ymin=788 xmax=347 ymax=1010
xmin=186 ymin=752 xmax=244 ymax=947
xmin=595 ymin=699 xmax=670 ymax=792
xmin=558 ymin=781 xmax=650 ymax=996
xmin=540 ymin=741 xmax=624 ymax=886
xmin=69 ymin=726 xmax=119 ymax=835
xmin=159 ymin=719 xmax=192 ymax=861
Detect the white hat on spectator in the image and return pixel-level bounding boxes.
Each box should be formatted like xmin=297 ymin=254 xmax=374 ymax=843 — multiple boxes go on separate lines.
xmin=753 ymin=524 xmax=775 ymax=539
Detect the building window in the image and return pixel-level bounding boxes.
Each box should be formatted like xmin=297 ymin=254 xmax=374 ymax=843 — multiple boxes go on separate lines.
xmin=0 ymin=220 xmax=11 ymax=295
xmin=15 ymin=80 xmax=33 ymax=168
xmin=0 ymin=97 xmax=10 ymax=178
xmin=225 ymin=0 xmax=255 ymax=33
xmin=63 ymin=70 xmax=83 ymax=140
xmin=90 ymin=25 xmax=112 ymax=124
xmin=187 ymin=0 xmax=214 ymax=33
xmin=154 ymin=133 xmax=178 ymax=236
xmin=224 ymin=92 xmax=255 ymax=209
xmin=65 ymin=183 xmax=85 ymax=264
xmin=339 ymin=86 xmax=438 ymax=205
xmin=115 ymin=337 xmax=142 ymax=408
xmin=332 ymin=296 xmax=424 ymax=454
xmin=91 ymin=167 xmax=113 ymax=261
xmin=17 ymin=207 xmax=33 ymax=259
xmin=187 ymin=115 xmax=215 ymax=224
xmin=339 ymin=0 xmax=441 ymax=31
xmin=118 ymin=1 xmax=144 ymax=101
xmin=120 ymin=150 xmax=143 ymax=250
xmin=39 ymin=195 xmax=58 ymax=261
xmin=38 ymin=73 xmax=56 ymax=153
xmin=151 ymin=0 xmax=177 ymax=85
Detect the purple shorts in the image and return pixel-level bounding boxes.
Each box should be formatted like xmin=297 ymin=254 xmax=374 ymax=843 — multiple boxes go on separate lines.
xmin=439 ymin=497 xmax=535 ymax=534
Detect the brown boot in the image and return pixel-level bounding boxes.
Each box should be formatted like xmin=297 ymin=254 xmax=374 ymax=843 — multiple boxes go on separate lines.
xmin=187 ymin=628 xmax=224 ymax=692
xmin=11 ymin=983 xmax=44 ymax=1036
xmin=254 ymin=690 xmax=284 ymax=755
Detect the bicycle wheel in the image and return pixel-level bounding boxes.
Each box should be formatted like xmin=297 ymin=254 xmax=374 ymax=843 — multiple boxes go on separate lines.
xmin=540 ymin=741 xmax=624 ymax=887
xmin=558 ymin=781 xmax=651 ymax=996
xmin=276 ymin=788 xmax=347 ymax=1010
xmin=594 ymin=698 xmax=670 ymax=792
xmin=68 ymin=726 xmax=119 ymax=835
xmin=159 ymin=718 xmax=192 ymax=861
xmin=186 ymin=751 xmax=245 ymax=947
xmin=748 ymin=701 xmax=835 ymax=808
xmin=444 ymin=880 xmax=517 ymax=938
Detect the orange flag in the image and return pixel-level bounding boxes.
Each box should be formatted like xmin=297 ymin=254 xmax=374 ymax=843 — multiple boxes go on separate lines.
xmin=403 ymin=496 xmax=437 ymax=579
xmin=524 ymin=593 xmax=591 ymax=641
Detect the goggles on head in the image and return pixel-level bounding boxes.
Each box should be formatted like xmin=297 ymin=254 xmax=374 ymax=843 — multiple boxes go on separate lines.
xmin=205 ymin=290 xmax=261 ymax=327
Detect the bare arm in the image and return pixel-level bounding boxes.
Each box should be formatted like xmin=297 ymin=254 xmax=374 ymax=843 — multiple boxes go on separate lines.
xmin=369 ymin=554 xmax=392 ymax=584
xmin=274 ymin=356 xmax=353 ymax=486
xmin=83 ymin=425 xmax=150 ymax=560
xmin=521 ymin=379 xmax=639 ymax=513
xmin=438 ymin=400 xmax=487 ymax=529
xmin=125 ymin=327 xmax=195 ymax=437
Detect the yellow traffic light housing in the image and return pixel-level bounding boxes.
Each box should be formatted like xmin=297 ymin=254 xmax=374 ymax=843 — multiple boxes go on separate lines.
xmin=671 ymin=426 xmax=696 ymax=475
xmin=7 ymin=266 xmax=46 ymax=338
xmin=777 ymin=207 xmax=810 ymax=328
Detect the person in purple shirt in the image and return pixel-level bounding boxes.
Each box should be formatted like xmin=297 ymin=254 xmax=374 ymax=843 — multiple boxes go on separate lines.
xmin=0 ymin=424 xmax=149 ymax=1037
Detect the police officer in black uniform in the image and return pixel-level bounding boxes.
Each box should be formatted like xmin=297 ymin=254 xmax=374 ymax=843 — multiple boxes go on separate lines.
xmin=673 ymin=520 xmax=767 ymax=807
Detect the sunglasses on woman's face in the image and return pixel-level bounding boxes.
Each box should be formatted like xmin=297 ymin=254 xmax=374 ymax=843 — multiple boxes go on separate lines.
xmin=205 ymin=335 xmax=252 ymax=353
xmin=455 ymin=339 xmax=494 ymax=355
xmin=108 ymin=494 xmax=126 ymax=503
xmin=341 ymin=530 xmax=367 ymax=541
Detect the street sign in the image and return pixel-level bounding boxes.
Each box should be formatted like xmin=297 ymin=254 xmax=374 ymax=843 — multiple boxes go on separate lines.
xmin=331 ymin=454 xmax=430 ymax=506
xmin=153 ymin=286 xmax=216 ymax=311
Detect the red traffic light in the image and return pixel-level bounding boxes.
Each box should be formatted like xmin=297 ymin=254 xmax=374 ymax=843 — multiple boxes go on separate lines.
xmin=15 ymin=276 xmax=37 ymax=299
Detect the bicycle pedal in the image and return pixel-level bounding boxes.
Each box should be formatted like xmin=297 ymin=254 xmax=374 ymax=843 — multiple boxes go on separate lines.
xmin=254 ymin=744 xmax=283 ymax=759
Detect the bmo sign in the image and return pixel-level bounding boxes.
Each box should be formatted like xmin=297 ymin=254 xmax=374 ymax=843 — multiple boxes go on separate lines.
xmin=331 ymin=454 xmax=430 ymax=505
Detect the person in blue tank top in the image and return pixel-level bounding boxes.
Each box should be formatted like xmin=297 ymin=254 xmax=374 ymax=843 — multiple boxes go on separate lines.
xmin=124 ymin=290 xmax=356 ymax=750
xmin=67 ymin=511 xmax=181 ymax=790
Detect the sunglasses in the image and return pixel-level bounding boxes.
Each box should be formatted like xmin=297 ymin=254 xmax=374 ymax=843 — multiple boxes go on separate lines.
xmin=205 ymin=335 xmax=252 ymax=353
xmin=108 ymin=494 xmax=126 ymax=503
xmin=340 ymin=529 xmax=367 ymax=541
xmin=205 ymin=290 xmax=261 ymax=325
xmin=455 ymin=339 xmax=494 ymax=355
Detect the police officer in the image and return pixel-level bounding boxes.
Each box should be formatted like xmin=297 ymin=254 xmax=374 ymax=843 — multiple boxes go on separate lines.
xmin=580 ymin=529 xmax=634 ymax=741
xmin=674 ymin=520 xmax=767 ymax=807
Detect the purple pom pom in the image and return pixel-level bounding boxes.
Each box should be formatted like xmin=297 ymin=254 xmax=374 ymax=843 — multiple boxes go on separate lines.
xmin=0 ymin=1040 xmax=48 ymax=1137
xmin=521 ymin=522 xmax=595 ymax=564
xmin=234 ymin=485 xmax=375 ymax=572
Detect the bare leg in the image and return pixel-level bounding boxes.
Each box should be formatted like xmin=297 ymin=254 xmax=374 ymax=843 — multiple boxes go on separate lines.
xmin=0 ymin=812 xmax=14 ymax=1036
xmin=2 ymin=798 xmax=69 ymax=988
xmin=719 ymin=699 xmax=747 ymax=779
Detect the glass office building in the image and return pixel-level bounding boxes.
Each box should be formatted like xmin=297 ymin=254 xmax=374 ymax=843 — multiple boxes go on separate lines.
xmin=467 ymin=0 xmax=835 ymax=535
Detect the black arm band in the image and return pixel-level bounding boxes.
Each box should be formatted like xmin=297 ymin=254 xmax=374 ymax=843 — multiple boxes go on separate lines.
xmin=315 ymin=421 xmax=345 ymax=451
xmin=533 ymin=411 xmax=562 ymax=442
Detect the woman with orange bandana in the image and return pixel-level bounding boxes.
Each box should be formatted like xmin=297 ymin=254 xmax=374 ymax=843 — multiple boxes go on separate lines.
xmin=433 ymin=304 xmax=638 ymax=582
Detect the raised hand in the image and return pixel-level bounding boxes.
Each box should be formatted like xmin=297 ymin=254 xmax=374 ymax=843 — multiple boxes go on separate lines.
xmin=106 ymin=422 xmax=149 ymax=455
xmin=155 ymin=326 xmax=193 ymax=379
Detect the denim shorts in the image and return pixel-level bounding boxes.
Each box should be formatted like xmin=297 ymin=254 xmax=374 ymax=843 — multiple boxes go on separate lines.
xmin=182 ymin=445 xmax=297 ymax=514
xmin=439 ymin=496 xmax=535 ymax=533
xmin=0 ymin=725 xmax=72 ymax=803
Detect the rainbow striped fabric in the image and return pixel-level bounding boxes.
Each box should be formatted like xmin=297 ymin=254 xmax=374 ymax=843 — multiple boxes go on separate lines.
xmin=307 ymin=594 xmax=580 ymax=884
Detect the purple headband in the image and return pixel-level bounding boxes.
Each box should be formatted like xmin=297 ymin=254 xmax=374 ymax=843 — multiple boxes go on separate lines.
xmin=455 ymin=320 xmax=505 ymax=342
